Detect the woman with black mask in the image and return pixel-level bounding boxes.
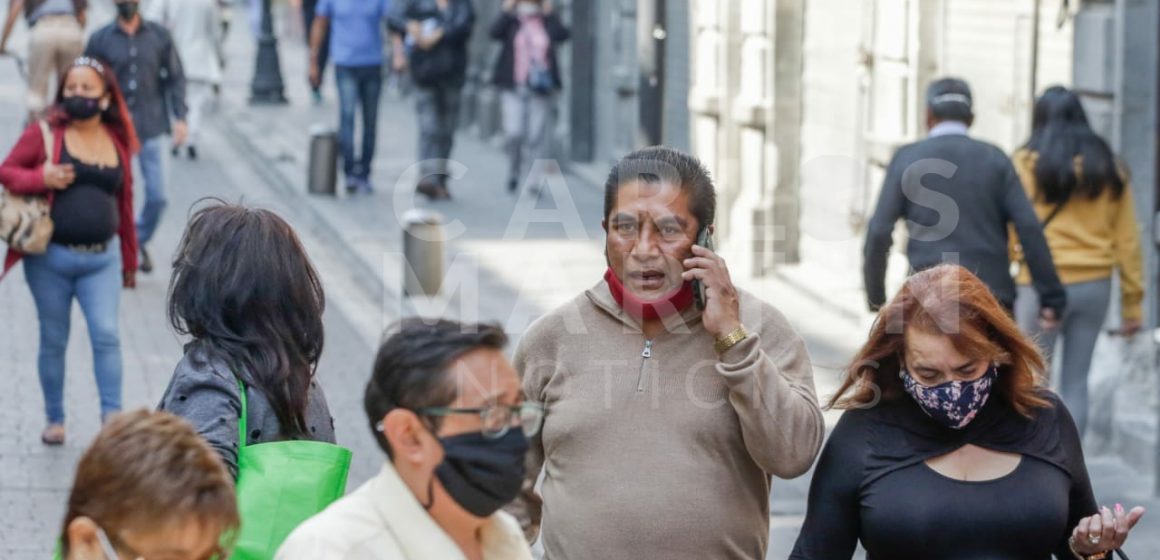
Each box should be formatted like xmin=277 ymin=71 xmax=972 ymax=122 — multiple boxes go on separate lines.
xmin=158 ymin=201 xmax=336 ymax=479
xmin=0 ymin=56 xmax=139 ymax=446
xmin=277 ymin=319 xmax=540 ymax=560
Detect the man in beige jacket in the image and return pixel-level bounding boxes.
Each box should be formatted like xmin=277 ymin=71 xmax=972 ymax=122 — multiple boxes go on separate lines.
xmin=279 ymin=319 xmax=537 ymax=560
xmin=509 ymin=146 xmax=825 ymax=559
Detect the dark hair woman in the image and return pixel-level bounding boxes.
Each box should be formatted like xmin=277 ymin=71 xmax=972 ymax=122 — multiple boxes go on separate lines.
xmin=158 ymin=200 xmax=336 ymax=479
xmin=791 ymin=265 xmax=1146 ymax=560
xmin=60 ymin=409 xmax=238 ymax=560
xmin=0 ymin=56 xmax=139 ymax=446
xmin=489 ymin=0 xmax=569 ymax=193
xmin=1011 ymin=85 xmax=1144 ymax=438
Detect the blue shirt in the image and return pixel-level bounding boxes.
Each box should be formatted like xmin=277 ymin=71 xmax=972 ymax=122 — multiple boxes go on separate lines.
xmin=316 ymin=0 xmax=391 ymax=68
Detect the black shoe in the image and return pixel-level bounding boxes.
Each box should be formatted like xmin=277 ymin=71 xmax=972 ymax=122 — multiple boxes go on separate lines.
xmin=187 ymin=146 xmax=198 ymax=160
xmin=171 ymin=146 xmax=180 ymax=157
xmin=139 ymin=246 xmax=154 ymax=273
xmin=416 ymin=180 xmax=441 ymax=200
xmin=508 ymin=178 xmax=518 ymax=193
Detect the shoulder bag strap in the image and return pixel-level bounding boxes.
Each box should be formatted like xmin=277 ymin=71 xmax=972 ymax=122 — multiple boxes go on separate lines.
xmin=235 ymin=377 xmax=248 ymax=448
xmin=1040 ymin=198 xmax=1068 ymax=229
xmin=38 ymin=120 xmax=53 ymax=164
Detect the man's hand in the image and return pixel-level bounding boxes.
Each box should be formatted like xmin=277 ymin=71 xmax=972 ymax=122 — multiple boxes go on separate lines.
xmin=406 ymin=20 xmax=422 ymax=39
xmin=417 ymin=27 xmax=444 ymax=50
xmin=172 ymin=120 xmax=188 ymax=147
xmin=682 ymin=244 xmax=742 ymax=339
xmin=43 ymin=163 xmax=75 ymax=189
xmin=309 ymin=60 xmax=321 ymax=88
xmin=1038 ymin=307 xmax=1059 ymax=332
xmin=392 ymin=49 xmax=408 ymax=73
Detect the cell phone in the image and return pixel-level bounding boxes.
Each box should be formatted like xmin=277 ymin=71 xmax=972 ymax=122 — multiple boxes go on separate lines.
xmin=692 ymin=227 xmax=713 ymax=310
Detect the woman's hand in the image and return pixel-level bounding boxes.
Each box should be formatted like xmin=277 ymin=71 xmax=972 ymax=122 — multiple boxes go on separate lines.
xmin=1070 ymin=504 xmax=1145 ymax=557
xmin=123 ymin=270 xmax=136 ymax=289
xmin=1119 ymin=318 xmax=1142 ymax=338
xmin=43 ymin=163 xmax=75 ymax=190
xmin=503 ymin=0 xmax=517 ymax=11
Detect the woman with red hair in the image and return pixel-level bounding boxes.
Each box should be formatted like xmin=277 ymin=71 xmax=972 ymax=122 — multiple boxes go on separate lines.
xmin=0 ymin=56 xmax=139 ymax=446
xmin=790 ymin=265 xmax=1145 ymax=560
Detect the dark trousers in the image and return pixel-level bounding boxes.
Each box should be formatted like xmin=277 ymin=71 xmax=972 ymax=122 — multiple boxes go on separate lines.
xmin=335 ymin=65 xmax=383 ymax=180
xmin=415 ymin=84 xmax=463 ymax=184
xmin=302 ymin=0 xmax=330 ymax=92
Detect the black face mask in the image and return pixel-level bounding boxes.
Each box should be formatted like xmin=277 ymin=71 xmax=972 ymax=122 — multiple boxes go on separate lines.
xmin=115 ymin=2 xmax=139 ymax=21
xmin=430 ymin=429 xmax=529 ymax=518
xmin=62 ymin=95 xmax=103 ymax=120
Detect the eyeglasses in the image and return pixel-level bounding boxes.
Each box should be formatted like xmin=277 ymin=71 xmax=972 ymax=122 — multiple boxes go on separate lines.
xmin=418 ymin=402 xmax=545 ymax=439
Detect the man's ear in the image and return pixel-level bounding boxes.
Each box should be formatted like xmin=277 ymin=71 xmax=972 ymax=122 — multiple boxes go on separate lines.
xmin=383 ymin=409 xmax=429 ymax=465
xmin=67 ymin=516 xmax=102 ymax=558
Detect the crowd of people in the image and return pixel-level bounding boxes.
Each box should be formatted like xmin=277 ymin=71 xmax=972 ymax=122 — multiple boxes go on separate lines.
xmin=0 ymin=1 xmax=1152 ymax=559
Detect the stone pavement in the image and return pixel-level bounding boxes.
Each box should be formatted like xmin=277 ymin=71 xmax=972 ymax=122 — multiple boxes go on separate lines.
xmin=0 ymin=17 xmax=381 ymax=556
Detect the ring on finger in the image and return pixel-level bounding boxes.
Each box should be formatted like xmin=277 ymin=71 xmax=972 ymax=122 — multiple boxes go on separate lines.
xmin=1088 ymin=534 xmax=1101 ymax=545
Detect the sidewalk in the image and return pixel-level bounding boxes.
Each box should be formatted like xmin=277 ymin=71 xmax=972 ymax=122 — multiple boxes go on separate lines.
xmin=216 ymin=18 xmax=1160 ymax=559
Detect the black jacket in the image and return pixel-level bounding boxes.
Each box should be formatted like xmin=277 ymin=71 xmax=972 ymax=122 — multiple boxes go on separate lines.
xmin=863 ymin=133 xmax=1066 ymax=313
xmin=388 ymin=0 xmax=474 ymax=88
xmin=488 ymin=11 xmax=570 ymax=90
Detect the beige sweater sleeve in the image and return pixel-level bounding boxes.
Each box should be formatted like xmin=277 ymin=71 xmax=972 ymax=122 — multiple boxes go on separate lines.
xmin=506 ymin=329 xmax=549 ymax=544
xmin=716 ymin=305 xmax=825 ymax=478
xmin=1112 ymin=185 xmax=1145 ymax=321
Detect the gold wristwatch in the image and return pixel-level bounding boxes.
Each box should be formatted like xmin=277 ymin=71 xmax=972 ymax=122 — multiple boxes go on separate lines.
xmin=714 ymin=325 xmax=749 ymax=354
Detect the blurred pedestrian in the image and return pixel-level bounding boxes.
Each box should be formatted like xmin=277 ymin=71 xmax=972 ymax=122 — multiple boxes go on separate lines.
xmin=85 ymin=0 xmax=187 ymax=274
xmin=0 ymin=56 xmax=139 ymax=446
xmin=791 ymin=265 xmax=1147 ymax=560
xmin=389 ymin=0 xmax=475 ymax=200
xmin=58 ymin=410 xmax=239 ymax=560
xmin=300 ymin=0 xmax=328 ymax=104
xmin=146 ymin=0 xmax=223 ymax=161
xmin=309 ymin=0 xmax=391 ymax=194
xmin=1011 ymin=86 xmax=1145 ymax=437
xmin=489 ymin=0 xmax=569 ymax=194
xmin=507 ymin=147 xmax=824 ymax=559
xmin=278 ymin=319 xmax=536 ymax=560
xmin=159 ymin=201 xmax=336 ymax=480
xmin=863 ymin=77 xmax=1067 ymax=324
xmin=0 ymin=0 xmax=87 ymax=119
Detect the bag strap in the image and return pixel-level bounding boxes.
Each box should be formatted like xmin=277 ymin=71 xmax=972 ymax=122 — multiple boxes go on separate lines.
xmin=37 ymin=120 xmax=52 ymax=164
xmin=1040 ymin=198 xmax=1068 ymax=229
xmin=235 ymin=377 xmax=248 ymax=448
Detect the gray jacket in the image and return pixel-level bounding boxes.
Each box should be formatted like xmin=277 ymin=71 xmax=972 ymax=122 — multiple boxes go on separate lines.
xmin=158 ymin=344 xmax=337 ymax=478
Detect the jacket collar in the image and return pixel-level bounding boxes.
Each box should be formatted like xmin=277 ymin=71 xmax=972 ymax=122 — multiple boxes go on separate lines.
xmin=585 ymin=277 xmax=703 ymax=335
xmin=368 ymin=463 xmax=532 ymax=560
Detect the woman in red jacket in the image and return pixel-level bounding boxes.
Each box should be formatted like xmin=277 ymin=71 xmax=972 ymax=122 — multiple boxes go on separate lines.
xmin=0 ymin=56 xmax=138 ymax=445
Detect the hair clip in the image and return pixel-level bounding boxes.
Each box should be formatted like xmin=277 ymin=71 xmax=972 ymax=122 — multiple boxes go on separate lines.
xmin=73 ymin=56 xmax=106 ymax=74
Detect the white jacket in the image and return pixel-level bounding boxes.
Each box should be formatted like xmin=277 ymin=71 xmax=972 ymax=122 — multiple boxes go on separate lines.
xmin=276 ymin=463 xmax=533 ymax=560
xmin=145 ymin=0 xmax=223 ymax=84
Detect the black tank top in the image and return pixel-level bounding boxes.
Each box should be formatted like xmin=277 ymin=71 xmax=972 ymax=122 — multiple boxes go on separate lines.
xmin=50 ymin=141 xmax=123 ymax=246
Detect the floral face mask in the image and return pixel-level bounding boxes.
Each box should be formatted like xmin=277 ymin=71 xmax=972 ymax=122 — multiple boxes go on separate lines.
xmin=899 ymin=364 xmax=999 ymax=429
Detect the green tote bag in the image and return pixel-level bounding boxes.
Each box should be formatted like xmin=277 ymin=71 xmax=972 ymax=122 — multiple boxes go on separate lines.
xmin=231 ymin=379 xmax=353 ymax=560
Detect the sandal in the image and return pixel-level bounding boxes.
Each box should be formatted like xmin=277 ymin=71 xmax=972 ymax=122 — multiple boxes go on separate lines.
xmin=41 ymin=424 xmax=65 ymax=446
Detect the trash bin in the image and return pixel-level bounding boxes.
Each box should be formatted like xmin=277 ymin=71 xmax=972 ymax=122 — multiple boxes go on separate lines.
xmin=308 ymin=125 xmax=338 ymax=196
xmin=403 ymin=209 xmax=445 ymax=297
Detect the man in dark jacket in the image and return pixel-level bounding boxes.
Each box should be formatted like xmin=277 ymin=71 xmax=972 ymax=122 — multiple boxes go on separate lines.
xmin=86 ymin=0 xmax=187 ymax=274
xmin=863 ymin=77 xmax=1066 ymax=324
xmin=389 ymin=0 xmax=474 ymax=200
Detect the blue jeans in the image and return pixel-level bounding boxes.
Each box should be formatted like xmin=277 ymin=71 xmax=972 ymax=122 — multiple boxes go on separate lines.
xmin=335 ymin=65 xmax=383 ymax=181
xmin=135 ymin=136 xmax=167 ymax=245
xmin=23 ymin=241 xmax=123 ymax=424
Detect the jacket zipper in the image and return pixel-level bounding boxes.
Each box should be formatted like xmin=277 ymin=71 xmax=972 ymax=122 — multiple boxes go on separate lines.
xmin=636 ymin=339 xmax=653 ymax=392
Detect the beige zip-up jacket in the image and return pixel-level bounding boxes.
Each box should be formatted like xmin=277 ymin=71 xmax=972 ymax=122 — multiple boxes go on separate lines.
xmin=508 ymin=280 xmax=825 ymax=559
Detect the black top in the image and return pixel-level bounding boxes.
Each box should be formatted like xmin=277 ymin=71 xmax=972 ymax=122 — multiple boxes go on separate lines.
xmin=488 ymin=11 xmax=570 ymax=90
xmin=862 ymin=133 xmax=1066 ymax=313
xmin=50 ymin=142 xmax=122 ymax=246
xmin=790 ymin=390 xmax=1097 ymax=560
xmin=85 ymin=20 xmax=187 ymax=140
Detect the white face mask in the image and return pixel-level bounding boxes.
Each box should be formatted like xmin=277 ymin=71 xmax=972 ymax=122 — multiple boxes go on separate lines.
xmin=515 ymin=3 xmax=542 ymax=16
